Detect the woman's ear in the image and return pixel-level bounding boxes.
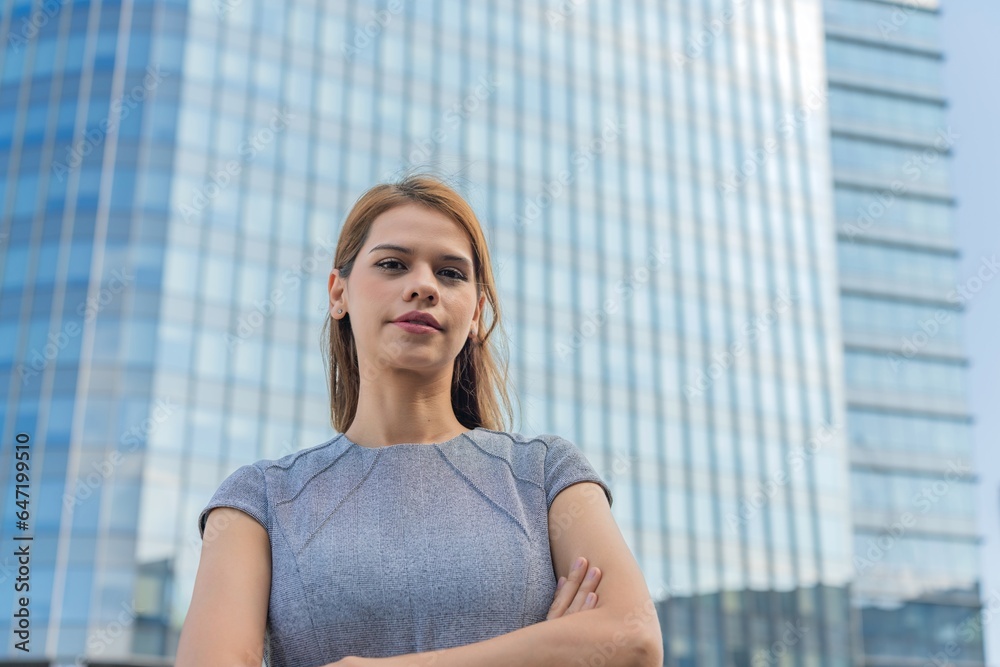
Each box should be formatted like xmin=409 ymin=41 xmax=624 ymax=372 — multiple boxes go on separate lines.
xmin=470 ymin=292 xmax=486 ymax=338
xmin=328 ymin=269 xmax=347 ymax=317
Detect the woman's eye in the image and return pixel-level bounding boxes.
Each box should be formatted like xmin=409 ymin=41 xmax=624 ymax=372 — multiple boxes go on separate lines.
xmin=377 ymin=259 xmax=404 ymax=270
xmin=376 ymin=260 xmax=466 ymax=281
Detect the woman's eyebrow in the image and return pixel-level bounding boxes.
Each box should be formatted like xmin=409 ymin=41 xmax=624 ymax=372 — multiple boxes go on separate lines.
xmin=367 ymin=243 xmax=472 ymax=269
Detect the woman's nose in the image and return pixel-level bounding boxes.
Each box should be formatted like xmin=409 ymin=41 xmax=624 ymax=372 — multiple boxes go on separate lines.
xmin=406 ymin=266 xmax=439 ymax=301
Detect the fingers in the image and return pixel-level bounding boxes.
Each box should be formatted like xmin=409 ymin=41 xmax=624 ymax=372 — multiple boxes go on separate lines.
xmin=547 ymin=556 xmax=589 ymax=620
xmin=565 ymin=562 xmax=601 ymax=614
xmin=547 ymin=556 xmax=602 ymax=620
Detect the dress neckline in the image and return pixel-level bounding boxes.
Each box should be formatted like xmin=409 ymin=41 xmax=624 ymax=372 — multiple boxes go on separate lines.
xmin=341 ymin=427 xmax=480 ymax=451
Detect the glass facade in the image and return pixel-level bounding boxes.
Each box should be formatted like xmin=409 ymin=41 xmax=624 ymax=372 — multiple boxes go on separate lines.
xmin=823 ymin=0 xmax=985 ymax=665
xmin=0 ymin=1 xmax=980 ymax=666
xmin=1 ymin=0 xmax=181 ymax=657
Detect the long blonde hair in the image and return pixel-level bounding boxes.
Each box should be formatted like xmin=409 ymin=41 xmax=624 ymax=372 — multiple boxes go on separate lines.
xmin=320 ymin=174 xmax=517 ymax=434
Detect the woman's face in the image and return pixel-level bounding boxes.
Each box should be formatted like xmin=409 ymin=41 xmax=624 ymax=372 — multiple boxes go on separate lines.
xmin=329 ymin=202 xmax=486 ymax=378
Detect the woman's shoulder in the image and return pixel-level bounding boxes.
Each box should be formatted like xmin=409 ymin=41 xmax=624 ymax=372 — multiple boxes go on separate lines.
xmin=473 ymin=428 xmax=613 ymax=509
xmin=198 ymin=436 xmax=346 ymax=539
xmin=263 ymin=433 xmax=349 ymax=471
xmin=221 ymin=434 xmax=351 ymax=502
xmin=467 ymin=428 xmax=595 ymax=477
xmin=471 ymin=426 xmax=570 ymax=450
xmin=472 ymin=428 xmax=594 ymax=464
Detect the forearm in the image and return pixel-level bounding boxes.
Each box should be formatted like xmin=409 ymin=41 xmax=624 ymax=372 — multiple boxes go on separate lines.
xmin=371 ymin=602 xmax=662 ymax=667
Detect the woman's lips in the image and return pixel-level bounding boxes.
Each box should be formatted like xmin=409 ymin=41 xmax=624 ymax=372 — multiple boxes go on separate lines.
xmin=393 ymin=321 xmax=440 ymax=334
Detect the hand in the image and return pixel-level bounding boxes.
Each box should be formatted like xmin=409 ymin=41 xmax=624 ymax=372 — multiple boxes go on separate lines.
xmin=546 ymin=555 xmax=602 ymax=620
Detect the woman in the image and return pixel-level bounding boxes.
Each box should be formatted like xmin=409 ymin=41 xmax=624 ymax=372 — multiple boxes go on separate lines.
xmin=177 ymin=175 xmax=663 ymax=667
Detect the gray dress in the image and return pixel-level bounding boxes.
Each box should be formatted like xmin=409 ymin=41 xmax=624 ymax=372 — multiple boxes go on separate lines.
xmin=196 ymin=426 xmax=614 ymax=666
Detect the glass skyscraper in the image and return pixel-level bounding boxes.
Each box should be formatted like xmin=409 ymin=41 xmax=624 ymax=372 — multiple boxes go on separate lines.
xmin=822 ymin=1 xmax=983 ymax=666
xmin=0 ymin=1 xmax=982 ymax=667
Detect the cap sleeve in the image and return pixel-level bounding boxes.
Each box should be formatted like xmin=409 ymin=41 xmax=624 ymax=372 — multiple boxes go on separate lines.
xmin=543 ymin=435 xmax=613 ymax=509
xmin=197 ymin=463 xmax=269 ymax=539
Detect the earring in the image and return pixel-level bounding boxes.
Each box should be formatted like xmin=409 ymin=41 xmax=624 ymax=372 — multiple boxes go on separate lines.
xmin=337 ymin=309 xmax=343 ymax=314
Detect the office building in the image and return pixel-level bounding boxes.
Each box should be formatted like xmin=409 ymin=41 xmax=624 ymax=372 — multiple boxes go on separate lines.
xmin=822 ymin=0 xmax=984 ymax=665
xmin=0 ymin=1 xmax=981 ymax=665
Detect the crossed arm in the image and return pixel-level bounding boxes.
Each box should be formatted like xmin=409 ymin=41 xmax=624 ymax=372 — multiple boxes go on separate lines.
xmin=177 ymin=481 xmax=663 ymax=667
xmin=334 ymin=481 xmax=663 ymax=667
